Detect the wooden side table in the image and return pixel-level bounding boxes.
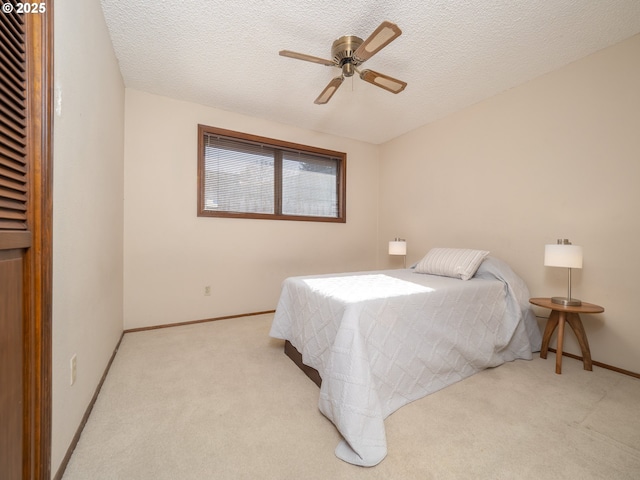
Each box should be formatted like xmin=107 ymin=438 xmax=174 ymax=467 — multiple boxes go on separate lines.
xmin=529 ymin=297 xmax=604 ymax=374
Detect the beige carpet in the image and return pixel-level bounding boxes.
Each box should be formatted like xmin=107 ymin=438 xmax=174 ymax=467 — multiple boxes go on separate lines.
xmin=62 ymin=314 xmax=640 ymax=479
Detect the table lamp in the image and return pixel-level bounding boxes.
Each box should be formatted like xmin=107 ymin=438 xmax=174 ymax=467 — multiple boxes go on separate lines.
xmin=544 ymin=239 xmax=583 ymax=306
xmin=389 ymin=238 xmax=407 ymax=268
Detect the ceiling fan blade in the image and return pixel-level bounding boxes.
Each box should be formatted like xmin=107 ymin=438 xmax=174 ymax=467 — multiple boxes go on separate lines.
xmin=353 ymin=21 xmax=402 ymax=62
xmin=359 ymin=69 xmax=407 ymax=94
xmin=314 ymin=77 xmax=344 ymax=104
xmin=279 ymin=50 xmax=335 ymax=66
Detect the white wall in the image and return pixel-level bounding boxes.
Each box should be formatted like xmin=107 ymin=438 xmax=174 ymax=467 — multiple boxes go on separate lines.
xmin=379 ymin=34 xmax=640 ymax=374
xmin=123 ymin=90 xmax=380 ymax=329
xmin=52 ymin=0 xmax=125 ymax=474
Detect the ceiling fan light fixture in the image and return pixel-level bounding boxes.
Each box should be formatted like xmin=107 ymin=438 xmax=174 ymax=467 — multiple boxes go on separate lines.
xmin=341 ymin=61 xmax=356 ymax=77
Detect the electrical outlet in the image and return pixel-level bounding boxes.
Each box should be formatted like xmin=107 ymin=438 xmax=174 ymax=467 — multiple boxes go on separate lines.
xmin=204 ymin=286 xmax=211 ymax=296
xmin=70 ymin=354 xmax=77 ymax=386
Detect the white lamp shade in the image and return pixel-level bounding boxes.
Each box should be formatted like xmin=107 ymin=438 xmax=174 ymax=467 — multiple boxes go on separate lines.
xmin=388 ymin=240 xmax=407 ymax=256
xmin=544 ymin=244 xmax=583 ymax=268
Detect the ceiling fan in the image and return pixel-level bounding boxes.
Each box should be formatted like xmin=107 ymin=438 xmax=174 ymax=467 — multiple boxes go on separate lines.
xmin=279 ymin=21 xmax=407 ymax=104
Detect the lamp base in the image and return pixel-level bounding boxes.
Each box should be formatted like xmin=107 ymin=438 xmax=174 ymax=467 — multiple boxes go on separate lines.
xmin=551 ymin=296 xmax=582 ymax=307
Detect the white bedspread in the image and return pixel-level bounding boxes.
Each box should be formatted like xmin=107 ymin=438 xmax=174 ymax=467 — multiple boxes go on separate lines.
xmin=269 ymin=257 xmax=542 ymax=466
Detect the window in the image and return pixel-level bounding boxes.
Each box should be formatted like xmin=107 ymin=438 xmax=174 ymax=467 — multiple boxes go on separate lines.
xmin=198 ymin=125 xmax=346 ymax=222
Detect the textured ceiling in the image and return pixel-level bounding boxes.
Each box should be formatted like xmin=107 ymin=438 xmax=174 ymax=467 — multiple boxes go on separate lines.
xmin=100 ymin=0 xmax=640 ymax=144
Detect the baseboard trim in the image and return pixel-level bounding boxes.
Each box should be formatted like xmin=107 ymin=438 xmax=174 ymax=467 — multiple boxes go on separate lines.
xmin=547 ymin=347 xmax=640 ymax=379
xmin=123 ymin=310 xmax=276 ymax=334
xmin=53 ymin=331 xmax=125 ymax=480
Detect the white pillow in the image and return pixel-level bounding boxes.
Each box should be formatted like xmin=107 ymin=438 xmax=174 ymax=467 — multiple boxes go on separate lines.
xmin=415 ymin=248 xmax=490 ymax=280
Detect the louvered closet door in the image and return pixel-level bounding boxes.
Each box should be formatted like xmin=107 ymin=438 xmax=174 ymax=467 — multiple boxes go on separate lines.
xmin=0 ymin=6 xmax=29 ymax=478
xmin=1 ymin=3 xmax=52 ymax=479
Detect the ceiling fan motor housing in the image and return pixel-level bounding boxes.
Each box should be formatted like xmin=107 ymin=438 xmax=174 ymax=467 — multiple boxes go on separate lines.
xmin=331 ymin=35 xmax=363 ymax=77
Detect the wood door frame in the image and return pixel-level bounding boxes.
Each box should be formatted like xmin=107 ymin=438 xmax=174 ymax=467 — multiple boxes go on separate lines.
xmin=24 ymin=4 xmax=53 ymax=479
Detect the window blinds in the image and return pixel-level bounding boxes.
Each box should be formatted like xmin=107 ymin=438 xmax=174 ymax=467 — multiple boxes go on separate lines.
xmin=202 ymin=132 xmax=340 ymax=219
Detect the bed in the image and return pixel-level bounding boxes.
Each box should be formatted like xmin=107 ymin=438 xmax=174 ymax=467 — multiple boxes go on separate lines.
xmin=269 ymin=251 xmax=542 ymax=467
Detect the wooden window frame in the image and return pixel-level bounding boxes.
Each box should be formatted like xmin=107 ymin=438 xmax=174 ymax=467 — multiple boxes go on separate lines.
xmin=197 ymin=125 xmax=346 ymax=223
